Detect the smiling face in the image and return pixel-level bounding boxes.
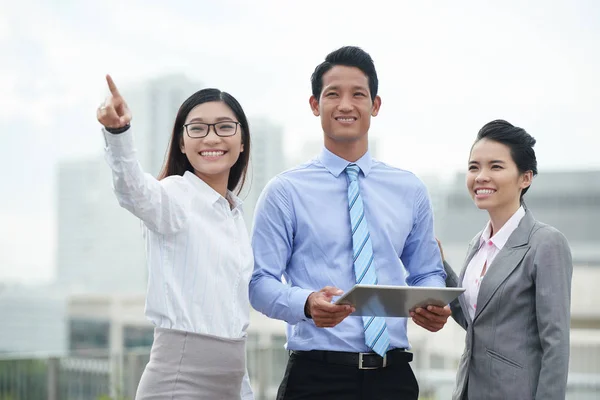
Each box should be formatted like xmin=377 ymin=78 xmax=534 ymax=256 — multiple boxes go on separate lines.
xmin=180 ymin=101 xmax=244 ymax=189
xmin=467 ymin=138 xmax=532 ymax=213
xmin=309 ymin=65 xmax=381 ymax=158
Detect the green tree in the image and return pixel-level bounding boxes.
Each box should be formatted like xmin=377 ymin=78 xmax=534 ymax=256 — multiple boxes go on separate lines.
xmin=0 ymin=359 xmax=47 ymax=400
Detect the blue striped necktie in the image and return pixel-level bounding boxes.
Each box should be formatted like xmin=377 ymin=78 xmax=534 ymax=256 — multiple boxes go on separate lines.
xmin=345 ymin=163 xmax=390 ymax=357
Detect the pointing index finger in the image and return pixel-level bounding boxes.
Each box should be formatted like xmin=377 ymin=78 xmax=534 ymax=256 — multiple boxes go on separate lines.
xmin=106 ymin=74 xmax=121 ymax=97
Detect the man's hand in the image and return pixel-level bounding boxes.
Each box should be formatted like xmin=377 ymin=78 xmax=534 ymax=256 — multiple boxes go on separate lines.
xmin=410 ymin=305 xmax=451 ymax=332
xmin=305 ymin=286 xmax=355 ymax=328
xmin=97 ymin=74 xmax=132 ymax=129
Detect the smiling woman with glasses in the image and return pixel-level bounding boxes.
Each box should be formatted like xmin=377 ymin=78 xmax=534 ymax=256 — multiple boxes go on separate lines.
xmin=96 ymin=75 xmax=254 ymax=400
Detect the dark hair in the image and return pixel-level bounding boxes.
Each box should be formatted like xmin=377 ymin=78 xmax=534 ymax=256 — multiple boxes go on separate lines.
xmin=474 ymin=119 xmax=538 ymax=198
xmin=158 ymin=88 xmax=251 ymax=194
xmin=311 ymin=46 xmax=379 ymax=102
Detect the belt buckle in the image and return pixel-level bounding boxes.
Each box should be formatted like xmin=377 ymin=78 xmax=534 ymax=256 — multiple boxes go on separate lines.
xmin=358 ymin=353 xmax=386 ymax=370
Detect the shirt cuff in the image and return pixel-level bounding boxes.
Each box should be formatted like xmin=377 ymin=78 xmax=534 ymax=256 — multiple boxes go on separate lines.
xmin=102 ymin=126 xmax=136 ymax=157
xmin=106 ymin=123 xmax=131 ymax=134
xmin=290 ymin=287 xmax=314 ymax=324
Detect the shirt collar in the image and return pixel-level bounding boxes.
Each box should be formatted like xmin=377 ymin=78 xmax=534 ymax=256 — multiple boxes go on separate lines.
xmin=183 ymin=171 xmax=242 ymax=211
xmin=227 ymin=191 xmax=244 ymax=212
xmin=318 ymin=147 xmax=373 ymax=178
xmin=480 ymin=206 xmax=526 ymax=250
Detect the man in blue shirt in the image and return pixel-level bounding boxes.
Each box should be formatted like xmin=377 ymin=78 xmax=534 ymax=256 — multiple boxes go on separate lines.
xmin=249 ymin=46 xmax=451 ymax=400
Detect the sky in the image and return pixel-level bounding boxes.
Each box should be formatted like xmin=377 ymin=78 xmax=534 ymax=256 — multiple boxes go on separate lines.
xmin=1 ymin=0 xmax=599 ymax=284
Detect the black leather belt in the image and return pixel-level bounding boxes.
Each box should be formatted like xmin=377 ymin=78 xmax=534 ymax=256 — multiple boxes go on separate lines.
xmin=291 ymin=348 xmax=413 ymax=369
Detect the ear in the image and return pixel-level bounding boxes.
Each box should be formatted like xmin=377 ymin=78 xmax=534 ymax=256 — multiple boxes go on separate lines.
xmin=240 ymin=143 xmax=244 ymax=153
xmin=520 ymin=170 xmax=533 ymax=189
xmin=179 ymin=134 xmax=186 ymax=154
xmin=309 ymin=95 xmax=320 ymax=117
xmin=371 ymin=95 xmax=382 ymax=117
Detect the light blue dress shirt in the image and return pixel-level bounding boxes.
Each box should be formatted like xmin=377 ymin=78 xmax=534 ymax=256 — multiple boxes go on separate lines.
xmin=249 ymin=147 xmax=446 ymax=352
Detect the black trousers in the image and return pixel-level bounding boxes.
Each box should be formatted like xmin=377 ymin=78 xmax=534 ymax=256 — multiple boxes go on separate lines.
xmin=276 ymin=352 xmax=419 ymax=400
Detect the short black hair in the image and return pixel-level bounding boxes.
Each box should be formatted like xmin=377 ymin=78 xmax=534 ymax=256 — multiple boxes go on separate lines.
xmin=475 ymin=119 xmax=538 ymax=198
xmin=311 ymin=46 xmax=378 ymax=102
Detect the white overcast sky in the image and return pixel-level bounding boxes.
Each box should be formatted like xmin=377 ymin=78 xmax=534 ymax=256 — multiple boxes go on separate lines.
xmin=1 ymin=0 xmax=598 ymax=283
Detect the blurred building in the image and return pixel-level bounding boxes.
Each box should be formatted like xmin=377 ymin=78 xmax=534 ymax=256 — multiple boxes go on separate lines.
xmin=123 ymin=74 xmax=204 ymax=176
xmin=241 ymin=117 xmax=285 ymax=229
xmin=56 ymin=157 xmax=146 ymax=293
xmin=0 ymin=285 xmax=67 ymax=355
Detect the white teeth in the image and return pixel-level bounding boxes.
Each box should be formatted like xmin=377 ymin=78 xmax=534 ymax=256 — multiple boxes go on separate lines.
xmin=336 ymin=118 xmax=355 ymax=122
xmin=200 ymin=151 xmax=225 ymax=157
xmin=476 ymin=189 xmax=495 ymax=195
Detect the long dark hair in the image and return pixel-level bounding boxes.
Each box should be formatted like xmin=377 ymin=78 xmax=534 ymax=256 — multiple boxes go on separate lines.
xmin=158 ymin=88 xmax=251 ymax=194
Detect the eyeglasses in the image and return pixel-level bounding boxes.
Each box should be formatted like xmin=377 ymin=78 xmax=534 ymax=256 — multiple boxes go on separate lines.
xmin=183 ymin=121 xmax=240 ymax=138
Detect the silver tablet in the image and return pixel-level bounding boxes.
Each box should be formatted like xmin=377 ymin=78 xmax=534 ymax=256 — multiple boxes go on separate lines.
xmin=334 ymin=284 xmax=465 ymax=317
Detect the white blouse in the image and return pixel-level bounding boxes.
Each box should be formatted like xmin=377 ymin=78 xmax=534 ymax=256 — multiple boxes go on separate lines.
xmin=463 ymin=206 xmax=525 ymax=320
xmin=103 ymin=128 xmax=254 ymax=339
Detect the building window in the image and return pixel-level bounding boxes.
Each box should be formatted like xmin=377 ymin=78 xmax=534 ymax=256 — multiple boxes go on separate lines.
xmin=69 ymin=319 xmax=110 ymax=355
xmin=123 ymin=326 xmax=154 ymax=349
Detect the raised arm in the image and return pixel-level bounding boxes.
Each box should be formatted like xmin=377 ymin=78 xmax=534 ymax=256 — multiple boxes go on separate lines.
xmin=98 ymin=75 xmax=187 ymax=235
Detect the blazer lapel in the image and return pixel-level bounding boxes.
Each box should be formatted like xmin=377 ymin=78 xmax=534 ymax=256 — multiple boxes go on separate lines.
xmin=472 ymin=211 xmax=535 ymax=321
xmin=458 ymin=234 xmax=483 ymax=326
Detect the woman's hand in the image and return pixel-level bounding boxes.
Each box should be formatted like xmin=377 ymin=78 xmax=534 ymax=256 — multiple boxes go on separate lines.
xmin=97 ymin=74 xmax=132 ymax=129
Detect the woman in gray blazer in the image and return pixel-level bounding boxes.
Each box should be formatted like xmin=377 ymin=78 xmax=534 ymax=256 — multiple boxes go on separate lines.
xmin=414 ymin=120 xmax=573 ymax=400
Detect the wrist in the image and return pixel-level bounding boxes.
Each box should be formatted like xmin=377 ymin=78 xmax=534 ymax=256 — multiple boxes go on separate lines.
xmin=105 ymin=123 xmax=131 ymax=134
xmin=304 ymin=293 xmax=315 ymax=319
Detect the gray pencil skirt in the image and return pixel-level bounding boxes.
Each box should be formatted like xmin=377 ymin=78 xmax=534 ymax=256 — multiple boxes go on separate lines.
xmin=135 ymin=327 xmax=246 ymax=399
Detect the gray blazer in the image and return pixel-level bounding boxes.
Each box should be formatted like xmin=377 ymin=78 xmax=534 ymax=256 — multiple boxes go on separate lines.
xmin=445 ymin=211 xmax=573 ymax=400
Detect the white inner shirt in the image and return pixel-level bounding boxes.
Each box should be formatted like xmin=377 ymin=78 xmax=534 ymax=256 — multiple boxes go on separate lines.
xmin=463 ymin=206 xmax=525 ymax=320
